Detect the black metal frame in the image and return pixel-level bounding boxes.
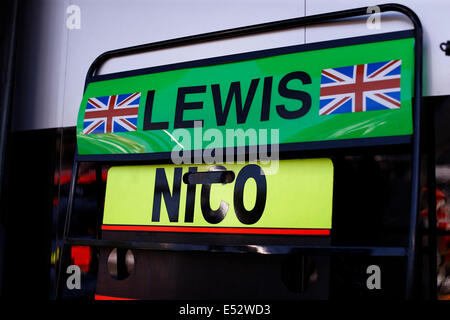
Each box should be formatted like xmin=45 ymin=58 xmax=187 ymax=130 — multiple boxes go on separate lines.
xmin=56 ymin=3 xmax=434 ymax=300
xmin=0 ymin=0 xmax=19 ymax=297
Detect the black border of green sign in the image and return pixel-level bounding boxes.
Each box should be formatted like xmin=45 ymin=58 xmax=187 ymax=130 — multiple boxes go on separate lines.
xmin=78 ymin=29 xmax=414 ymax=163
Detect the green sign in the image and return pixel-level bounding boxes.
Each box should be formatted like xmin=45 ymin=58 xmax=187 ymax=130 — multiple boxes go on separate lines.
xmin=77 ymin=34 xmax=414 ymax=156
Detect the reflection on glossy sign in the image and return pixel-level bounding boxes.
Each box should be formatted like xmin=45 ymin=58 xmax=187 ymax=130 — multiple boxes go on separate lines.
xmin=102 ymin=158 xmax=334 ymax=235
xmin=77 ymin=32 xmax=414 ymax=156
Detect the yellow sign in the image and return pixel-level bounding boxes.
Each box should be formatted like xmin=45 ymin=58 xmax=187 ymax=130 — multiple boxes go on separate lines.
xmin=102 ymin=159 xmax=333 ymax=235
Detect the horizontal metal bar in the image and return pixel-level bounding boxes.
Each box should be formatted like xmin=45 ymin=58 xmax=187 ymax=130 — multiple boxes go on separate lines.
xmin=65 ymin=237 xmax=407 ymax=257
xmin=90 ymin=29 xmax=414 ymax=83
xmin=87 ymin=3 xmax=420 ymax=79
xmin=183 ymin=170 xmax=235 ymax=185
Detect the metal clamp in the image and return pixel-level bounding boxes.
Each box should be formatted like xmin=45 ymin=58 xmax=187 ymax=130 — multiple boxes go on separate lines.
xmin=440 ymin=41 xmax=450 ymax=55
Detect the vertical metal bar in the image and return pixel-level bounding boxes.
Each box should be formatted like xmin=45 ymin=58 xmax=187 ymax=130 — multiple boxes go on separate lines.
xmin=0 ymin=0 xmax=19 ymax=296
xmin=405 ymin=15 xmax=423 ymax=300
xmin=0 ymin=0 xmax=18 ymax=198
xmin=55 ymin=158 xmax=79 ymax=299
xmin=95 ymin=164 xmax=104 ymax=239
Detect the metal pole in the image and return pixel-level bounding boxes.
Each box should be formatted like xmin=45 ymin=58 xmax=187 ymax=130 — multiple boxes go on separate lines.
xmin=405 ymin=10 xmax=423 ymax=299
xmin=0 ymin=0 xmax=19 ymax=296
xmin=55 ymin=158 xmax=79 ymax=299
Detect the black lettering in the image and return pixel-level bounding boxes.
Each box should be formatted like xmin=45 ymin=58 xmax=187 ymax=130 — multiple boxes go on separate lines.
xmin=174 ymin=85 xmax=206 ymax=128
xmin=201 ymin=166 xmax=229 ymax=224
xmin=184 ymin=167 xmax=197 ymax=223
xmin=234 ymin=164 xmax=266 ymax=225
xmin=152 ymin=167 xmax=182 ymax=222
xmin=211 ymin=78 xmax=260 ymax=126
xmin=276 ymin=71 xmax=311 ymax=119
xmin=261 ymin=76 xmax=273 ymax=121
xmin=143 ymin=90 xmax=169 ymax=130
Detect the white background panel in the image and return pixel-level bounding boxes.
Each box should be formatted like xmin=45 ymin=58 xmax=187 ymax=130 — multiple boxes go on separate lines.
xmin=11 ymin=0 xmax=450 ymax=130
xmin=62 ymin=0 xmax=304 ymax=129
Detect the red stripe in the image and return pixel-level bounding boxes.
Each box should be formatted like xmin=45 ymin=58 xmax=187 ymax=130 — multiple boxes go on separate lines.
xmin=320 ymin=78 xmax=400 ymax=96
xmin=87 ymin=98 xmax=104 ymax=109
xmin=108 ymin=95 xmax=117 ymax=107
xmin=84 ymin=107 xmax=139 ymax=119
xmin=322 ymin=96 xmax=350 ymax=115
xmin=85 ymin=120 xmax=104 ymax=134
xmin=118 ymin=118 xmax=137 ymax=130
xmin=117 ymin=92 xmax=140 ymax=106
xmin=374 ymin=93 xmax=401 ymax=107
xmin=101 ymin=225 xmax=330 ymax=236
xmin=354 ymin=64 xmax=365 ymax=112
xmin=322 ymin=70 xmax=345 ymax=82
xmin=106 ymin=96 xmax=117 ymax=133
xmin=368 ymin=60 xmax=399 ymax=78
xmin=95 ymin=294 xmax=136 ymax=300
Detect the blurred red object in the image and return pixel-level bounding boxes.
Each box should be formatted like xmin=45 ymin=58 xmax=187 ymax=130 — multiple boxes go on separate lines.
xmin=420 ymin=188 xmax=450 ymax=231
xmin=71 ymin=246 xmax=92 ymax=273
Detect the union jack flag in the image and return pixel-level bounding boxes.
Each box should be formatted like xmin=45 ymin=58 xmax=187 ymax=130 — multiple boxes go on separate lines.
xmin=83 ymin=92 xmax=141 ymax=134
xmin=319 ymin=60 xmax=402 ymax=115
